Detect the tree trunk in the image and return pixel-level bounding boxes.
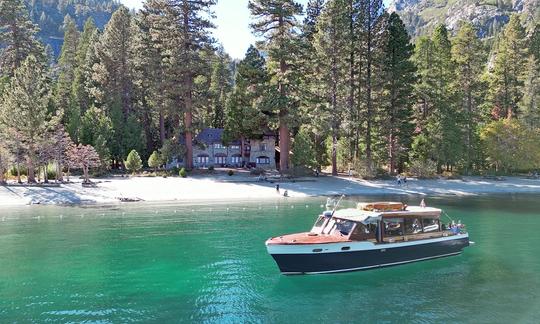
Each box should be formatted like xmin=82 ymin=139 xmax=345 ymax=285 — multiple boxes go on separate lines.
xmin=278 ymin=55 xmax=290 ymax=172
xmin=16 ymin=162 xmax=21 ymax=184
xmin=184 ymin=76 xmax=194 ymax=170
xmin=83 ymin=166 xmax=89 ymax=183
xmin=27 ymin=154 xmax=36 ymax=183
xmin=365 ymin=11 xmax=373 ymax=171
xmin=159 ymin=110 xmax=166 ymax=145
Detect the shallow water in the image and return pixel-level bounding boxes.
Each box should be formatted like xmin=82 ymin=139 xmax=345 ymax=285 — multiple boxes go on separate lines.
xmin=1 ymin=195 xmax=539 ymax=323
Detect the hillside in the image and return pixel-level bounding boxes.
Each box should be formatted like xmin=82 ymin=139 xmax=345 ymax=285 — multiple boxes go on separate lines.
xmin=389 ymin=0 xmax=540 ymax=38
xmin=25 ymin=0 xmax=119 ymax=56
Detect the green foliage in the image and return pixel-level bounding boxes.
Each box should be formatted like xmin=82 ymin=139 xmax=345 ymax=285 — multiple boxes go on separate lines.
xmin=124 ymin=149 xmax=142 ymax=173
xmin=148 ymin=151 xmax=161 ymax=170
xmin=487 ymin=15 xmax=528 ymax=119
xmin=0 ymin=0 xmax=44 ymax=77
xmin=409 ymin=159 xmax=438 ymax=179
xmin=179 ymin=167 xmax=187 ymax=178
xmin=291 ymin=127 xmax=317 ymax=169
xmin=480 ymin=119 xmax=540 ymax=172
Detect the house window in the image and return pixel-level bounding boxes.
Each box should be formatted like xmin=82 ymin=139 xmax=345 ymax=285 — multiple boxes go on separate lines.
xmin=215 ymin=155 xmax=227 ymax=164
xmin=214 ymin=143 xmax=225 ymax=149
xmin=259 ymin=143 xmax=267 ymax=151
xmin=231 ymin=155 xmax=242 ymax=164
xmin=197 ymin=155 xmax=209 ymax=164
xmin=230 ymin=145 xmax=240 ymax=150
xmin=256 ymin=156 xmax=270 ymax=164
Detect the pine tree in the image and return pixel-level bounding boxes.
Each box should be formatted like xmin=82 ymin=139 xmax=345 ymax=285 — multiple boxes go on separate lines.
xmin=148 ymin=150 xmax=161 ymax=171
xmin=521 ymin=24 xmax=540 ymax=128
xmin=0 ymin=0 xmax=44 ymax=76
xmin=379 ymin=12 xmax=416 ymax=175
xmin=249 ymin=0 xmax=303 ymax=171
xmin=71 ymin=18 xmax=98 ymax=120
xmin=360 ymin=0 xmax=385 ymax=170
xmin=0 ymin=55 xmax=58 ymax=183
xmin=93 ymin=6 xmax=142 ymax=163
xmin=125 ymin=149 xmax=143 ymax=173
xmin=224 ymin=45 xmax=269 ymax=164
xmin=451 ymin=21 xmax=487 ymax=172
xmin=488 ymin=15 xmax=528 ymax=119
xmin=314 ymin=0 xmax=348 ymax=175
xmin=209 ymin=48 xmax=233 ymax=128
xmin=55 ymin=15 xmax=80 ymax=140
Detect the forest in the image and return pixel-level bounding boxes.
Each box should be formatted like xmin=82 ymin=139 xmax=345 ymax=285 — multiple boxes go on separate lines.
xmin=0 ymin=0 xmax=540 ymax=184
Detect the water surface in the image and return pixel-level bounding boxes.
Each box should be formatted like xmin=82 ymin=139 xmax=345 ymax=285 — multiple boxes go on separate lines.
xmin=1 ymin=195 xmax=539 ymax=322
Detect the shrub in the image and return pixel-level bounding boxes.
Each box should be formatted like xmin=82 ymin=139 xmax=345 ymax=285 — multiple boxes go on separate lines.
xmin=227 ymin=170 xmax=234 ymax=176
xmin=208 ymin=165 xmax=215 ymax=171
xmin=148 ymin=151 xmax=161 ymax=172
xmin=409 ymin=159 xmax=437 ymax=179
xmin=179 ymin=167 xmax=187 ymax=178
xmin=352 ymin=159 xmax=377 ymax=179
xmin=125 ymin=149 xmax=143 ymax=174
xmin=250 ymin=167 xmax=265 ymax=176
xmin=46 ymin=163 xmax=57 ymax=180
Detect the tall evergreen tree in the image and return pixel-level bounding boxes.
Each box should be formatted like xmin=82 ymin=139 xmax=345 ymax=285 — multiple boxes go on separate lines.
xmin=314 ymin=0 xmax=348 ymax=175
xmin=249 ymin=0 xmax=303 ymax=171
xmin=93 ymin=6 xmax=142 ymax=163
xmin=521 ymin=24 xmax=540 ymax=128
xmin=55 ymin=15 xmax=80 ymax=140
xmin=379 ymin=12 xmax=416 ymax=175
xmin=487 ymin=14 xmax=528 ymax=119
xmin=209 ymin=48 xmax=233 ymax=128
xmin=0 ymin=56 xmax=58 ymax=183
xmin=224 ymin=45 xmax=269 ymax=163
xmin=451 ymin=21 xmax=487 ymax=172
xmin=0 ymin=0 xmax=44 ymax=76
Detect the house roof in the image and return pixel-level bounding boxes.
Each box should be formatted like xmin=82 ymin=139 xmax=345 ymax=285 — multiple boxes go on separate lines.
xmin=179 ymin=128 xmax=275 ymax=146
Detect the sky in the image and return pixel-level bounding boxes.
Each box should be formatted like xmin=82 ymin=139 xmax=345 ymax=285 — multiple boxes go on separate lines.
xmin=119 ymin=0 xmax=309 ymax=59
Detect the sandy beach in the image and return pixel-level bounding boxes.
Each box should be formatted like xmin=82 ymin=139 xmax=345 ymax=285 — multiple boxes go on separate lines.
xmin=1 ymin=173 xmax=540 ymax=206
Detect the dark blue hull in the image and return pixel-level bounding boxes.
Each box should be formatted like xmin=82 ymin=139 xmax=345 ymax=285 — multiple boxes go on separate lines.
xmin=270 ymin=237 xmax=469 ymax=274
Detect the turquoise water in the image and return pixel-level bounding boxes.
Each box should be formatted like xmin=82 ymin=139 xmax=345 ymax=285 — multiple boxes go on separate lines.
xmin=1 ymin=195 xmax=539 ymax=323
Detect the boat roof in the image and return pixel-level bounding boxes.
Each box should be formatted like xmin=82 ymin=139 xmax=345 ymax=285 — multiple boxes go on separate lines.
xmin=332 ymin=206 xmax=441 ymax=224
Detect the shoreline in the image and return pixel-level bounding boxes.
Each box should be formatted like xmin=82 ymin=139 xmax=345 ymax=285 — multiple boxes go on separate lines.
xmin=1 ymin=175 xmax=540 ymax=207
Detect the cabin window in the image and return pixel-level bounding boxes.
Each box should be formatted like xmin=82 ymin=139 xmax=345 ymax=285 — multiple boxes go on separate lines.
xmin=422 ymin=218 xmax=440 ymax=232
xmin=256 ymin=156 xmax=270 ymax=164
xmin=230 ymin=145 xmax=240 ymax=150
xmin=404 ymin=218 xmax=422 ymax=235
xmin=334 ymin=220 xmax=355 ymax=236
xmin=349 ymin=223 xmax=376 ymax=240
xmin=214 ymin=143 xmax=225 ymax=149
xmin=215 ymin=156 xmax=227 ymax=164
xmin=311 ymin=216 xmax=328 ymax=233
xmin=196 ymin=155 xmax=209 ymax=164
xmin=384 ymin=218 xmax=404 ymax=237
xmin=231 ymin=155 xmax=242 ymax=163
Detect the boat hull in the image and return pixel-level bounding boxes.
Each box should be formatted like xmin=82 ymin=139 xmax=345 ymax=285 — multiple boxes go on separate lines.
xmin=267 ymin=234 xmax=469 ymax=274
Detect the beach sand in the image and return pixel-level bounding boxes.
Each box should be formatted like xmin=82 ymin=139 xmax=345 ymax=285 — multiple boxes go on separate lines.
xmin=1 ymin=174 xmax=540 ymax=206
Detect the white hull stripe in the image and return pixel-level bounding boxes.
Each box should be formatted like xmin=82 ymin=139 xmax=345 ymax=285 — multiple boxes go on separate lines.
xmin=267 ymin=233 xmax=469 ymax=255
xmin=281 ymin=251 xmax=462 ymax=275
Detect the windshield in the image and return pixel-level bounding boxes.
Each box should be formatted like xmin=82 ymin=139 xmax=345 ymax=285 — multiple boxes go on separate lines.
xmin=333 ymin=220 xmax=355 ymax=236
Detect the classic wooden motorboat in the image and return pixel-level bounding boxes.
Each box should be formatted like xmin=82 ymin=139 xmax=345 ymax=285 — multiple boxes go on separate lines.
xmin=266 ymin=201 xmax=470 ymax=275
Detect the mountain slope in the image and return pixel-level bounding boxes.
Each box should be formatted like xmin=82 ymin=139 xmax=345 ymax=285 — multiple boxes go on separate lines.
xmin=389 ymin=0 xmax=540 ymax=38
xmin=25 ymin=0 xmax=120 ymax=56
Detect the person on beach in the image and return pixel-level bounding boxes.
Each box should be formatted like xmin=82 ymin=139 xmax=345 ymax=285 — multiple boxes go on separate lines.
xmin=276 ymin=184 xmax=280 ymax=194
xmin=403 ymin=175 xmax=408 ymax=187
xmin=396 ymin=175 xmax=402 ymax=186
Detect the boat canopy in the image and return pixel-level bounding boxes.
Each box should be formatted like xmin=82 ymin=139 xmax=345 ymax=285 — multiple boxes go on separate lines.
xmin=332 ymin=206 xmax=441 ymax=224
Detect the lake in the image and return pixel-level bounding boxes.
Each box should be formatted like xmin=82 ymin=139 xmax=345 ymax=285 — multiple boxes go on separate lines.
xmin=1 ymin=195 xmax=539 ymax=323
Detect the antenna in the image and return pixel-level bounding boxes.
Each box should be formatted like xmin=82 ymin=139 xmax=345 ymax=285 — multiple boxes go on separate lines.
xmin=331 ymin=194 xmax=346 ymax=216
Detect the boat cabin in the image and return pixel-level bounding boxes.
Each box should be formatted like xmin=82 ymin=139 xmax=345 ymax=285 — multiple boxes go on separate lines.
xmin=311 ymin=202 xmax=445 ymax=244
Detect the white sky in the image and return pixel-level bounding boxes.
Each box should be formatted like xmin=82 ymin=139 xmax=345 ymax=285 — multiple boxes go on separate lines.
xmin=119 ymin=0 xmax=308 ymax=59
